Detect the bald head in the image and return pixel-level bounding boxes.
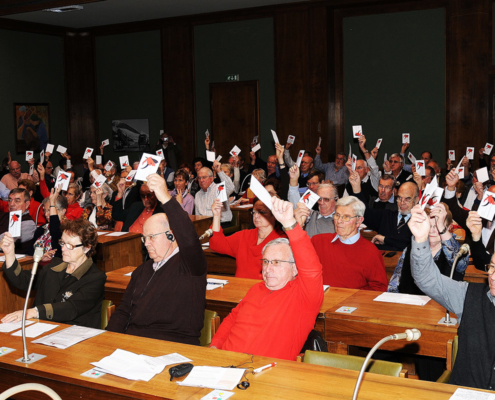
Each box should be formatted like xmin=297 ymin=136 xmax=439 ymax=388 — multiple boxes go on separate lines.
xmin=145 ymin=213 xmax=170 ymax=232
xmin=355 ymin=159 xmax=369 ymax=180
xmin=9 ymin=161 xmax=21 ymax=179
xmin=488 ymin=185 xmax=495 ymax=194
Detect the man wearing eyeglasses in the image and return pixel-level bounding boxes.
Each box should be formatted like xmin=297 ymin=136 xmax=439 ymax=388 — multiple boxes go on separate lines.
xmin=343 ymin=158 xmax=378 ymax=201
xmin=369 ymin=175 xmax=398 ymax=211
xmin=107 ymin=173 xmax=207 ymax=345
xmin=210 ymin=197 xmax=323 ymax=360
xmin=311 ymin=196 xmax=388 ymax=290
xmin=383 ymin=153 xmax=412 ymax=187
xmin=293 ymin=183 xmax=338 ymax=238
xmin=350 ymin=172 xmax=418 ymax=251
xmin=409 ymin=204 xmax=495 ymax=391
xmin=0 ymin=188 xmax=36 ymax=253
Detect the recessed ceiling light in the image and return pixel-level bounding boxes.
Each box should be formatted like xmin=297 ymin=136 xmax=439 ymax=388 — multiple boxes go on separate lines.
xmin=43 ymin=5 xmax=84 ymax=13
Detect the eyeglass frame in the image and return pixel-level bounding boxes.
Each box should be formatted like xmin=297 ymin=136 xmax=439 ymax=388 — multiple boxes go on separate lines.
xmin=58 ymin=240 xmax=84 ymax=250
xmin=260 ymin=259 xmax=295 ymax=267
xmin=317 ymin=196 xmax=338 ymax=204
xmin=396 ymin=196 xmax=417 ymax=204
xmin=484 ymin=264 xmax=495 ymax=274
xmin=141 ymin=231 xmax=171 ymax=244
xmin=333 ymin=213 xmax=359 ymax=222
xmin=250 ymin=210 xmax=269 ymax=217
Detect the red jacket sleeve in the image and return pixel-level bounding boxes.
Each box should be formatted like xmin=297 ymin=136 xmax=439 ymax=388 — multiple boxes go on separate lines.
xmin=209 ymin=229 xmax=242 ymax=258
xmin=40 ymin=179 xmax=50 ymax=199
xmin=210 ymin=300 xmax=242 ymax=348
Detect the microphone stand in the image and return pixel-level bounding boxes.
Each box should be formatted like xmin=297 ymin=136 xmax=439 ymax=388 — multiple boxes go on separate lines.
xmin=16 ymin=246 xmax=46 ymax=364
xmin=352 ymin=329 xmax=421 ymax=400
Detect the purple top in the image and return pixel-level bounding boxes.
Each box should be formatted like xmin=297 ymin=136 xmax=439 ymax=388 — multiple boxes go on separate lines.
xmin=169 ymin=189 xmax=194 ymax=215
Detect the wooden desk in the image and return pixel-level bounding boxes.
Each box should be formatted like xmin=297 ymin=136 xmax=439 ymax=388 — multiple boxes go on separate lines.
xmin=96 ymin=231 xmax=143 ymax=272
xmin=0 ymin=319 xmax=488 ymax=399
xmin=190 ymin=215 xmax=213 ymax=245
xmin=230 ymin=204 xmax=252 ymax=230
xmin=203 ymin=247 xmax=236 ymax=276
xmin=0 ymin=255 xmax=34 ymax=314
xmin=324 ymin=290 xmax=458 ymax=359
xmin=464 ymin=264 xmax=487 ymax=284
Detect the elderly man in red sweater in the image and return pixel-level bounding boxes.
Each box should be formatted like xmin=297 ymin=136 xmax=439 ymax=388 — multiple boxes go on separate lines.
xmin=210 ymin=197 xmax=323 ymax=361
xmin=311 ymin=194 xmax=388 ymax=291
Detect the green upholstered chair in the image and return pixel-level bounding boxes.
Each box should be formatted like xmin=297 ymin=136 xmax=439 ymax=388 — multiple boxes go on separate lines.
xmin=437 ymin=336 xmax=458 ymax=383
xmin=101 ymin=300 xmax=115 ymax=330
xmin=200 ymin=310 xmax=220 ymax=347
xmin=222 ymin=210 xmax=240 ymax=236
xmin=303 ymin=350 xmax=407 ymax=378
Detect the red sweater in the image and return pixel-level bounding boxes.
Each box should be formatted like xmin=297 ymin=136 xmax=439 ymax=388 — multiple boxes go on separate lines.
xmin=209 ymin=227 xmax=286 ymax=279
xmin=210 ymin=225 xmax=323 ymax=360
xmin=311 ymin=233 xmax=388 ymax=291
xmin=66 ymin=202 xmax=83 ymax=220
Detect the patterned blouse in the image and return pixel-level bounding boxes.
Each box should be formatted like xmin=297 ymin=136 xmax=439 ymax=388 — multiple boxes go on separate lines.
xmin=82 ymin=204 xmax=115 ymax=230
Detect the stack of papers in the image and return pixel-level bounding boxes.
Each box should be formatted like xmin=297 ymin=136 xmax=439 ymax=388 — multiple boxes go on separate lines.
xmin=91 ymin=349 xmax=192 ymax=382
xmin=177 ymin=366 xmax=245 ymax=390
xmin=12 ymin=322 xmax=58 ymax=338
xmin=97 ymin=231 xmax=109 ymax=236
xmin=33 ymin=325 xmax=105 ymax=349
xmin=373 ymin=292 xmax=431 ymax=306
xmin=207 ymin=278 xmax=229 ymax=291
xmin=202 ymin=242 xmax=210 ymax=247
xmin=0 ymin=320 xmax=35 ymax=333
xmin=106 ymin=232 xmax=128 ymax=237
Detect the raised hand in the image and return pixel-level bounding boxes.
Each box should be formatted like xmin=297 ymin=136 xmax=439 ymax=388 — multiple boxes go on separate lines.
xmin=294 ymin=202 xmax=310 ymax=228
xmin=408 ymin=205 xmax=430 ymax=243
xmin=349 ymin=171 xmax=361 ymax=193
xmin=147 ymin=173 xmax=169 ymax=204
xmin=445 ymin=169 xmax=459 ymax=191
xmin=466 ymin=211 xmax=483 ymax=241
xmin=37 ymin=163 xmax=45 ymax=180
xmin=271 ymin=197 xmax=296 ymax=229
xmin=401 ymin=143 xmax=409 ymax=154
xmin=275 ymin=143 xmax=285 ymax=163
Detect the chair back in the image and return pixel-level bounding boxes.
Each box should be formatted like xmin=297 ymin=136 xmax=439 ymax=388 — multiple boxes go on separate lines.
xmin=200 ymin=309 xmax=220 ymax=346
xmin=101 ymin=300 xmax=115 ymax=329
xmin=222 ymin=211 xmax=240 ymax=236
xmin=304 ymin=351 xmax=403 ymax=377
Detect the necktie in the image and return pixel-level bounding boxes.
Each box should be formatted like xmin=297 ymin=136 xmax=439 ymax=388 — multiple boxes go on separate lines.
xmin=398 ymin=215 xmax=406 ymax=227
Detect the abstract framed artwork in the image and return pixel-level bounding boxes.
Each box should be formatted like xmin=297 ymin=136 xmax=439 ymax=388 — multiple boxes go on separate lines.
xmin=14 ymin=103 xmax=50 ymax=153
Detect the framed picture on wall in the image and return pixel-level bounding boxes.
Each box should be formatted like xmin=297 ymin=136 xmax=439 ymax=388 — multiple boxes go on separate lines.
xmin=14 ymin=103 xmax=50 ymax=154
xmin=112 ymin=119 xmax=150 ymax=152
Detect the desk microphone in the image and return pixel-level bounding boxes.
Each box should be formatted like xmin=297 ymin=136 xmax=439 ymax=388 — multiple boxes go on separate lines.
xmin=352 ymin=329 xmax=421 ymax=400
xmin=239 ymin=173 xmax=252 ymax=194
xmin=439 ymin=243 xmax=469 ymax=326
xmin=199 ymin=229 xmax=213 ymax=241
xmin=18 ymin=246 xmax=44 ymax=364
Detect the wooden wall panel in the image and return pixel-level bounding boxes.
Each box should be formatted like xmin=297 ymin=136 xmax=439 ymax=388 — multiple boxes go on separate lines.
xmin=446 ymin=0 xmax=492 ymax=157
xmin=64 ymin=32 xmax=99 ymax=160
xmin=161 ymin=24 xmax=196 ymax=166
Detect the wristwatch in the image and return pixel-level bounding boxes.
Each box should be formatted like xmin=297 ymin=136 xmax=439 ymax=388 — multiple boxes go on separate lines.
xmin=282 ymin=220 xmax=298 ymax=232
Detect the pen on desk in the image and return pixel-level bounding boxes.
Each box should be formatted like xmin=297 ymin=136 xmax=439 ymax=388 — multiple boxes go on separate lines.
xmin=254 ymin=362 xmax=277 ymax=373
xmin=207 ymin=282 xmax=225 ymax=286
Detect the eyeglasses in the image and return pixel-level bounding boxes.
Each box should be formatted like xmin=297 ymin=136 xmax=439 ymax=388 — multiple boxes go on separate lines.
xmin=307 ymin=181 xmax=319 ymax=187
xmin=59 ymin=240 xmax=84 ymax=250
xmin=7 ymin=198 xmax=24 ymax=203
xmin=484 ymin=264 xmax=495 ymax=274
xmin=260 ymin=259 xmax=294 ymax=267
xmin=197 ymin=176 xmax=211 ymax=181
xmin=141 ymin=231 xmax=171 ymax=243
xmin=251 ymin=210 xmax=269 ymax=217
xmin=333 ymin=213 xmax=358 ymax=222
xmin=378 ymin=185 xmax=392 ymax=191
xmin=317 ymin=197 xmax=337 ymax=204
xmin=390 ymin=160 xmax=402 ymax=164
xmin=396 ymin=196 xmax=415 ymax=204
xmin=140 ymin=193 xmax=154 ymax=199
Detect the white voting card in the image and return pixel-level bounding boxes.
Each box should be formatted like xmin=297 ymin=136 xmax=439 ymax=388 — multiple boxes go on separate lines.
xmin=408 ymin=152 xmax=416 ymax=164
xmin=485 ymin=143 xmax=494 ymax=156
xmin=298 ymin=189 xmax=320 ymax=210
xmin=415 ymin=160 xmax=425 ymax=176
xmin=318 ymin=136 xmax=322 ymax=147
xmin=352 ymin=125 xmax=363 ymax=138
xmin=296 ymin=150 xmax=305 ymax=168
xmin=217 ymin=182 xmax=228 ymax=202
xmin=55 ymin=170 xmax=70 ymax=191
xmin=119 ymin=156 xmax=130 ymax=169
xmin=376 ymin=138 xmax=382 ymax=148
xmin=352 ymin=154 xmax=357 ymax=171
xmin=384 ymin=153 xmax=388 ymax=164
xmin=457 ymin=167 xmax=465 ymax=179
xmin=25 ymin=151 xmax=33 ymax=161
xmin=287 ymin=135 xmax=295 ymax=144
xmin=156 ymin=149 xmax=164 ymax=159
xmin=96 ymin=155 xmax=102 ymax=165
xmin=252 ymin=135 xmax=258 ymax=144
xmin=252 ymin=144 xmax=261 ymax=153
xmin=66 ymin=160 xmax=71 ymax=169
xmin=45 ymin=143 xmax=54 ymax=154
xmin=125 ymin=170 xmax=136 ymax=182
xmin=135 ymin=153 xmax=160 ymax=182
xmin=448 ymin=150 xmax=455 ymax=161
xmin=104 ymin=161 xmax=113 ymax=171
xmin=40 ymin=150 xmax=45 ymax=165
xmin=92 ymin=174 xmax=107 ymax=189
xmin=466 ymin=147 xmax=475 ymax=160
xmin=428 ymin=187 xmax=444 ymax=208
xmin=56 ymin=145 xmax=67 ymax=154
xmin=230 ymin=145 xmax=241 ymax=157
xmin=249 ymin=175 xmax=272 ymax=210
xmin=102 ymin=139 xmax=110 ymax=146
xmin=271 ymin=129 xmax=279 ymax=144
xmin=478 ymin=191 xmax=495 ymax=221
xmin=476 ymin=167 xmax=490 ymax=183
xmin=83 ymin=148 xmax=93 ymax=159
xmin=205 ymin=129 xmax=210 ymax=138
xmin=216 ymin=155 xmax=222 ymax=162
xmin=206 ymin=150 xmax=216 ymax=162
xmin=8 ymin=211 xmax=22 ymax=237
xmin=402 ymin=133 xmax=410 ymax=143
xmin=29 ymin=164 xmax=34 ymax=175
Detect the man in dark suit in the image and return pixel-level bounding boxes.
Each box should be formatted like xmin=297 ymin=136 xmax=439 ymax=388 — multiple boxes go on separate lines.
xmin=383 ymin=153 xmax=412 ymax=188
xmin=350 ymin=172 xmax=418 ymax=251
xmin=368 ymin=175 xmax=398 ymax=211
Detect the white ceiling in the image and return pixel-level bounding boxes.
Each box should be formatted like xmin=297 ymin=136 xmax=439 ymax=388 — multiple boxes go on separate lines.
xmin=4 ymin=0 xmax=306 ymax=29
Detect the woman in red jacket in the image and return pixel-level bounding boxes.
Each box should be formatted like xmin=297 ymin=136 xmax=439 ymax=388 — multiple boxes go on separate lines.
xmin=64 ymin=183 xmax=84 ymax=220
xmin=209 ymin=197 xmax=286 ymax=279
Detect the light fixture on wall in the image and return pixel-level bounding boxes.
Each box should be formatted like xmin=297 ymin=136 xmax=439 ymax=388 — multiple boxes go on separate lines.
xmin=43 ymin=5 xmax=84 ymax=13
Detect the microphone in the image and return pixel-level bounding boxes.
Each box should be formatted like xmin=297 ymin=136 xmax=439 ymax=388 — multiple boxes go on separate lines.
xmin=439 ymin=243 xmax=469 ymax=326
xmin=19 ymin=246 xmax=44 ymax=363
xmin=352 ymin=329 xmax=421 ymax=400
xmin=239 ymin=173 xmax=252 ymax=193
xmin=199 ymin=229 xmax=213 ymax=241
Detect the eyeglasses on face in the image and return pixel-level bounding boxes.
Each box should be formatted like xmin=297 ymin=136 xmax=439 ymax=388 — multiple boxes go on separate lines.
xmin=140 ymin=193 xmax=154 ymax=199
xmin=390 ymin=160 xmax=402 ymax=164
xmin=396 ymin=196 xmax=415 ymax=204
xmin=59 ymin=240 xmax=84 ymax=250
xmin=260 ymin=259 xmax=294 ymax=267
xmin=141 ymin=231 xmax=171 ymax=243
xmin=333 ymin=213 xmax=358 ymax=222
xmin=484 ymin=264 xmax=495 ymax=275
xmin=251 ymin=210 xmax=268 ymax=216
xmin=378 ymin=185 xmax=392 ymax=191
xmin=307 ymin=181 xmax=319 ymax=187
xmin=317 ymin=197 xmax=337 ymax=204
xmin=197 ymin=176 xmax=211 ymax=181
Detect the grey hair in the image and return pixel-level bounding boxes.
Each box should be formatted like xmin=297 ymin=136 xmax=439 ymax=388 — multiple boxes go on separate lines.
xmin=262 ymin=238 xmax=295 ymax=263
xmin=380 ymin=174 xmax=396 ymax=187
xmin=42 ymin=195 xmax=68 ymax=211
xmin=335 ymin=196 xmax=365 ymax=218
xmin=199 ymin=167 xmax=213 ymax=177
xmin=90 ymin=182 xmax=113 ymax=202
xmin=221 ymin=163 xmax=234 ymax=176
xmin=252 ymin=168 xmax=266 ymax=182
xmin=68 ymin=183 xmax=82 ymax=199
xmin=389 ymin=153 xmax=404 ymax=164
xmin=317 ymin=183 xmax=338 ymax=199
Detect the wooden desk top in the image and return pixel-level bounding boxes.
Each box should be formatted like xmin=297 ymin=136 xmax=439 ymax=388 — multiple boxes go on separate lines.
xmin=325 ymin=290 xmax=457 ymax=332
xmin=0 ymin=319 xmax=484 ymax=399
xmin=96 ymin=231 xmax=141 ymax=245
xmin=230 ymin=204 xmax=253 ymax=211
xmin=0 ymin=254 xmax=34 ymax=267
xmin=464 ymin=264 xmax=487 ymax=284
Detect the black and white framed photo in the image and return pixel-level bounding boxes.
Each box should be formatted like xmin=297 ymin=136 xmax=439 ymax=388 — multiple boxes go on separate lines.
xmin=112 ymin=119 xmax=150 ymax=152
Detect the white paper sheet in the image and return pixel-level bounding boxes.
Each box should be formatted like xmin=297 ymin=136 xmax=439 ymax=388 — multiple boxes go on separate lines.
xmin=476 ymin=167 xmax=489 ymax=183
xmin=373 ymin=292 xmax=431 ymax=306
xmin=12 ymin=322 xmax=58 ymax=338
xmin=477 ymin=191 xmax=495 ymax=221
xmin=97 ymin=231 xmax=109 ymax=236
xmin=271 ymin=129 xmax=279 ymax=144
xmin=32 ymin=325 xmax=104 ymax=349
xmin=402 ymin=133 xmax=410 ymax=144
xmin=251 ymin=144 xmax=261 ymax=153
xmin=484 ymin=143 xmax=494 ymax=156
xmin=249 ymin=175 xmax=272 ymax=210
xmin=177 ymin=366 xmax=245 ymax=391
xmin=0 ymin=320 xmax=34 ymax=333
xmin=466 ymin=147 xmax=475 ymax=160
xmin=216 ymin=182 xmax=227 ymax=202
xmin=230 ymin=146 xmax=241 ymax=157
xmin=135 ymin=153 xmax=161 ymax=181
xmin=298 ymin=189 xmax=320 ymax=210
xmin=296 ymin=150 xmax=305 ymax=168
xmin=102 ymin=139 xmax=110 ymax=146
xmin=119 ymin=156 xmax=130 ymax=169
xmin=56 ymin=145 xmax=67 ymax=154
xmin=96 ymin=155 xmax=102 ymax=165
xmin=352 ymin=125 xmax=363 ymax=138
xmin=45 ymin=143 xmax=54 ymax=154
xmin=448 ymin=150 xmax=455 ymax=161
xmin=55 ymin=170 xmax=71 ymax=191
xmin=25 ymin=151 xmax=33 ymax=161
xmin=106 ymin=232 xmax=128 ymax=237
xmin=376 ymin=139 xmax=382 ymax=149
xmin=449 ymin=388 xmax=495 ymax=400
xmin=8 ymin=211 xmax=22 ymax=238
xmin=206 ymin=151 xmax=216 ymax=162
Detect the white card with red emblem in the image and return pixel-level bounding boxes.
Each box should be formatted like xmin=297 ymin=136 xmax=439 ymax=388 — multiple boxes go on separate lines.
xmin=25 ymin=151 xmax=33 ymax=161
xmin=125 ymin=170 xmax=136 ymax=182
xmin=251 ymin=144 xmax=261 ymax=153
xmin=466 ymin=147 xmax=475 ymax=160
xmin=9 ymin=211 xmax=22 ymax=238
xmin=102 ymin=139 xmax=110 ymax=147
xmin=352 ymin=154 xmax=357 ymax=171
xmin=29 ymin=165 xmax=34 ymax=175
xmin=448 ymin=150 xmax=455 ymax=161
xmin=104 ymin=161 xmax=113 ymax=171
xmin=205 ymin=129 xmax=209 ymax=138
xmin=95 ymin=155 xmax=102 ymax=165
xmin=298 ymin=189 xmax=320 ymax=210
xmin=408 ymin=152 xmax=416 ymax=164
xmin=376 ymin=139 xmax=383 ymax=149
xmin=287 ymin=135 xmax=295 ymax=145
xmin=457 ymin=167 xmax=465 ymax=179
xmin=156 ymin=149 xmax=164 ymax=159
xmin=478 ymin=191 xmax=495 ymax=221
xmin=415 ymin=160 xmax=425 ymax=176
xmin=119 ymin=156 xmax=130 ymax=169
xmin=83 ymin=148 xmax=93 ymax=159
xmin=352 ymin=125 xmax=363 ymax=138
xmin=271 ymin=130 xmax=279 ymax=144
xmin=296 ymin=150 xmax=305 ymax=168
xmin=230 ymin=146 xmax=241 ymax=157
xmin=252 ymin=136 xmax=258 ymax=144
xmin=217 ymin=182 xmax=228 ymax=202
xmin=428 ymin=187 xmax=444 ymax=208
xmin=92 ymin=174 xmax=107 ymax=189
xmin=55 ymin=170 xmax=70 ymax=191
xmin=135 ymin=153 xmax=160 ymax=182
xmin=419 ymin=178 xmax=438 ymax=210
xmin=402 ymin=133 xmax=410 ymax=144
xmin=40 ymin=150 xmax=45 ymax=165
xmin=484 ymin=143 xmax=494 ymax=156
